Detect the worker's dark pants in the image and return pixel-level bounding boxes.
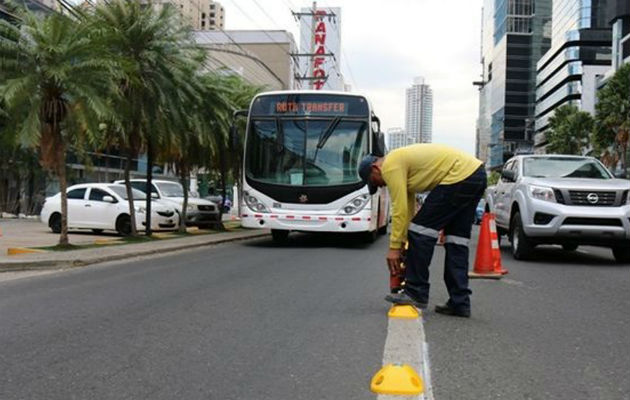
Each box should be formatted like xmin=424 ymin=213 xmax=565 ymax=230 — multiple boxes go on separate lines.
xmin=404 ymin=166 xmax=487 ymax=310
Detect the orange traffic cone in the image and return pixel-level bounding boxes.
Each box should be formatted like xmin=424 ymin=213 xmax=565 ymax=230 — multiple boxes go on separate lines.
xmin=469 ymin=213 xmax=502 ymax=279
xmin=488 ymin=214 xmax=508 ymax=275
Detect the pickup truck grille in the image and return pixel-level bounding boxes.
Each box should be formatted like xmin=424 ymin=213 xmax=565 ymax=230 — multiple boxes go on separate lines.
xmin=563 ymin=217 xmax=623 ymax=227
xmin=568 ymin=190 xmax=617 ymax=206
xmin=198 ymin=205 xmax=216 ymax=212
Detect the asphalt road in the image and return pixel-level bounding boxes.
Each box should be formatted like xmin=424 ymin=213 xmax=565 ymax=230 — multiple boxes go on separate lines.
xmin=1 ymin=231 xmax=629 ymax=399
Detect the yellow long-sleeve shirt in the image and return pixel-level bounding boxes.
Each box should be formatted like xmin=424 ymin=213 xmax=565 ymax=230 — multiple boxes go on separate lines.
xmin=382 ymin=144 xmax=483 ymax=249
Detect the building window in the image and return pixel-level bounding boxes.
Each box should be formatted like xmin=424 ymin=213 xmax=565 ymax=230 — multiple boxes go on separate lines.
xmin=202 ymin=12 xmax=206 ymax=19
xmin=210 ymin=19 xmax=215 ymax=25
xmin=210 ymin=3 xmax=215 ymax=9
xmin=201 ymin=20 xmax=206 ymax=28
xmin=210 ymin=12 xmax=215 ymax=17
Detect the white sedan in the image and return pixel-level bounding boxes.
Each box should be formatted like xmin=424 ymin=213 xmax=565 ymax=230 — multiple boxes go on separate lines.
xmin=40 ymin=183 xmax=179 ymax=235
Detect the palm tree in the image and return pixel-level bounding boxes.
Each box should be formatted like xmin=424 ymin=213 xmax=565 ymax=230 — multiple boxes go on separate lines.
xmin=595 ymin=63 xmax=630 ymax=177
xmin=87 ymin=0 xmax=203 ymax=236
xmin=0 ymin=10 xmax=117 ymax=245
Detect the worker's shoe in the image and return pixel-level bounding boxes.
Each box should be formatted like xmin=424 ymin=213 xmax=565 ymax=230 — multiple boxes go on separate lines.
xmin=384 ymin=292 xmax=428 ymax=309
xmin=434 ymin=303 xmax=471 ymax=318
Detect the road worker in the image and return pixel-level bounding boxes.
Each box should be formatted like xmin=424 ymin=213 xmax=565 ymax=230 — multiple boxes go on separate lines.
xmin=358 ymin=144 xmax=486 ymax=317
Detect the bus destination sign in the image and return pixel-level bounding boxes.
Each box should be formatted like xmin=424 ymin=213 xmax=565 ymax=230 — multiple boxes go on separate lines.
xmin=275 ymin=101 xmax=347 ymax=114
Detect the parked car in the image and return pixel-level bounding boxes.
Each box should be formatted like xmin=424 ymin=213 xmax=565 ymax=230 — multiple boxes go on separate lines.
xmin=115 ymin=179 xmax=221 ymax=228
xmin=40 ymin=183 xmax=178 ymax=235
xmin=485 ymin=155 xmax=630 ymax=263
xmin=204 ymin=195 xmax=232 ymax=213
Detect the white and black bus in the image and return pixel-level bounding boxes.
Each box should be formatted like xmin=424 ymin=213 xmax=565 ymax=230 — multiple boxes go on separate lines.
xmin=233 ymin=90 xmax=389 ymax=243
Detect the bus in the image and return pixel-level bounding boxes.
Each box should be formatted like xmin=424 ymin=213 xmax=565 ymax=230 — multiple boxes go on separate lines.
xmin=232 ymin=90 xmax=389 ymax=243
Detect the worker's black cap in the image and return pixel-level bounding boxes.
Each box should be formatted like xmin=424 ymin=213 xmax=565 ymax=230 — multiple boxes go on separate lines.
xmin=358 ymin=154 xmax=379 ymax=195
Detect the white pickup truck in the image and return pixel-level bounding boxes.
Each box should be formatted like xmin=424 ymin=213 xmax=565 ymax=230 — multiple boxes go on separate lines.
xmin=486 ymin=155 xmax=630 ymax=263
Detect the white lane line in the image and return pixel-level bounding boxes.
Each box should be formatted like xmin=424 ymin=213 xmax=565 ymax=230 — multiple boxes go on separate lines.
xmin=377 ymin=312 xmax=434 ymax=400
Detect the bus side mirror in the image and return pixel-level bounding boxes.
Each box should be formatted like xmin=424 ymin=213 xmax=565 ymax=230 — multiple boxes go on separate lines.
xmin=373 ymin=132 xmax=386 ymax=157
xmin=231 ymin=110 xmax=248 ymax=150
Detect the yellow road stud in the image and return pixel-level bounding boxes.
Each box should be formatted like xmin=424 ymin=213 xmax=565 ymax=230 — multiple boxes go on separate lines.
xmin=370 ymin=363 xmax=424 ymax=395
xmin=388 ymin=304 xmax=420 ymax=319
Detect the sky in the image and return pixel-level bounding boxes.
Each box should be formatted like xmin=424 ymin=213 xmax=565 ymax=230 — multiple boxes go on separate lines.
xmin=223 ymin=0 xmax=483 ymax=155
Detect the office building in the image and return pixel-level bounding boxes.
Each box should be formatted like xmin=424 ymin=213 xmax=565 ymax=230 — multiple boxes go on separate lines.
xmin=405 ymin=77 xmax=433 ymax=144
xmin=609 ymin=0 xmax=630 ymax=70
xmin=195 ymin=30 xmax=298 ymax=90
xmin=476 ymin=0 xmax=552 ymax=168
xmin=533 ymin=0 xmax=612 ymax=151
xmin=142 ymin=0 xmax=224 ymax=31
xmin=386 ymin=128 xmax=407 ymax=151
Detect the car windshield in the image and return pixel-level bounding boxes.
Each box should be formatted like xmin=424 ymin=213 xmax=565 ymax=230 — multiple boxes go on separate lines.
xmin=108 ymin=186 xmax=147 ymax=200
xmin=156 ymin=182 xmax=185 ymax=197
xmin=523 ymin=157 xmax=612 ymax=179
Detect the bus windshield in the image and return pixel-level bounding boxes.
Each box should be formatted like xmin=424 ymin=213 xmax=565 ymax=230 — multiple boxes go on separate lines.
xmin=246 ymin=94 xmax=370 ymax=186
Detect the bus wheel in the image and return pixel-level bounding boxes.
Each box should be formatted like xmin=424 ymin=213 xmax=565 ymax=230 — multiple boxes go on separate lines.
xmin=377 ymin=208 xmax=388 ymax=235
xmin=362 ymin=229 xmax=378 ymax=243
xmin=271 ymin=229 xmax=289 ymax=243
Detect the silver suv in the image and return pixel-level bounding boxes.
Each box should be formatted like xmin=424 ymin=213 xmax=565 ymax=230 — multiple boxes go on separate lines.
xmin=486 ymin=155 xmax=630 ymax=263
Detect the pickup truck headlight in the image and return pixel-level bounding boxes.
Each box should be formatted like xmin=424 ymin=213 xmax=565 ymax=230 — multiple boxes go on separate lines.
xmin=243 ymin=191 xmax=269 ymax=213
xmin=339 ymin=194 xmax=370 ymax=215
xmin=186 ymin=204 xmax=195 ymax=212
xmin=528 ymin=185 xmax=555 ymax=202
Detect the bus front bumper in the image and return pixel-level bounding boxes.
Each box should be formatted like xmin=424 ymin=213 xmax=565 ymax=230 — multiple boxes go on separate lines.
xmin=240 ymin=211 xmax=374 ymax=233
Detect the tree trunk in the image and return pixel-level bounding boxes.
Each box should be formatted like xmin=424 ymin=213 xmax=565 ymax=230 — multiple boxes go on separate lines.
xmin=179 ymin=163 xmax=188 ymax=234
xmin=145 ymin=139 xmax=153 ymax=236
xmin=57 ymin=159 xmax=69 ymax=246
xmin=124 ymin=151 xmax=138 ymax=236
xmin=218 ymin=141 xmax=227 ymax=228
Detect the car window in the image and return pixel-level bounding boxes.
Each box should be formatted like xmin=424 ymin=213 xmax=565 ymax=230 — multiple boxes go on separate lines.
xmin=89 ymin=188 xmax=113 ymax=202
xmin=108 ymin=185 xmax=147 ymax=200
xmin=523 ymin=157 xmax=612 ymax=179
xmin=501 ymin=161 xmax=514 ymax=183
xmin=130 ymin=181 xmax=160 ymax=197
xmin=511 ymin=160 xmax=520 ymax=178
xmin=67 ymin=188 xmax=87 ymax=199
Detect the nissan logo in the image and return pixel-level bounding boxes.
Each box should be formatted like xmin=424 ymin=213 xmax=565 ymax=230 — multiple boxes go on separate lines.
xmin=299 ymin=194 xmax=308 ymax=203
xmin=586 ymin=193 xmax=599 ymax=204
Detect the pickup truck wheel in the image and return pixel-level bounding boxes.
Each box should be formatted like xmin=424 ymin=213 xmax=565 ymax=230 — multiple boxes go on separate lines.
xmin=510 ymin=212 xmax=534 ymax=260
xmin=562 ymin=244 xmax=578 ymax=251
xmin=612 ymin=246 xmax=630 ymax=264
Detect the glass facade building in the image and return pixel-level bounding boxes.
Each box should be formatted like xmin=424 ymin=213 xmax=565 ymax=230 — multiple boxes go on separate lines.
xmin=533 ymin=0 xmax=612 ymax=151
xmin=476 ymin=0 xmax=552 ymax=168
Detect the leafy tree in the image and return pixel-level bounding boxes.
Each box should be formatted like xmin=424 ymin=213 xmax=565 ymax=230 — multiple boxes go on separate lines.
xmin=594 ymin=63 xmax=630 ymax=177
xmin=546 ymin=104 xmax=593 ymax=155
xmin=487 ymin=171 xmax=500 ymax=186
xmin=87 ymin=0 xmax=203 ymax=236
xmin=0 ymin=11 xmax=117 ymax=245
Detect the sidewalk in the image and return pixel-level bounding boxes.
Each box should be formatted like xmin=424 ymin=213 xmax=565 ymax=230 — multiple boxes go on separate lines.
xmin=0 ymin=218 xmax=270 ymax=272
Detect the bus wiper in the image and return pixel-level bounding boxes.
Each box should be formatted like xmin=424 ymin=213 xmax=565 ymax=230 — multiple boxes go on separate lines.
xmin=317 ymin=116 xmax=342 ymax=149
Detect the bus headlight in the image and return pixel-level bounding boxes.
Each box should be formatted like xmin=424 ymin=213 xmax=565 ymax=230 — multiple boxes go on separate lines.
xmin=339 ymin=194 xmax=370 ymax=215
xmin=244 ymin=191 xmax=269 ymax=213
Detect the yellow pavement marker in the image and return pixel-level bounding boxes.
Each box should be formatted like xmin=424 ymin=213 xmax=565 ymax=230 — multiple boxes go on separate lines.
xmin=7 ymin=247 xmax=48 ymax=256
xmin=94 ymin=238 xmax=124 ymax=245
xmin=387 ymin=304 xmax=420 ymax=319
xmin=152 ymin=232 xmax=177 ymax=239
xmin=370 ymin=363 xmax=424 ymax=395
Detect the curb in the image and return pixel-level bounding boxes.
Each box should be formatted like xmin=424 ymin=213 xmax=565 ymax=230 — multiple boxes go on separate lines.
xmin=0 ymin=230 xmax=270 ymax=273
